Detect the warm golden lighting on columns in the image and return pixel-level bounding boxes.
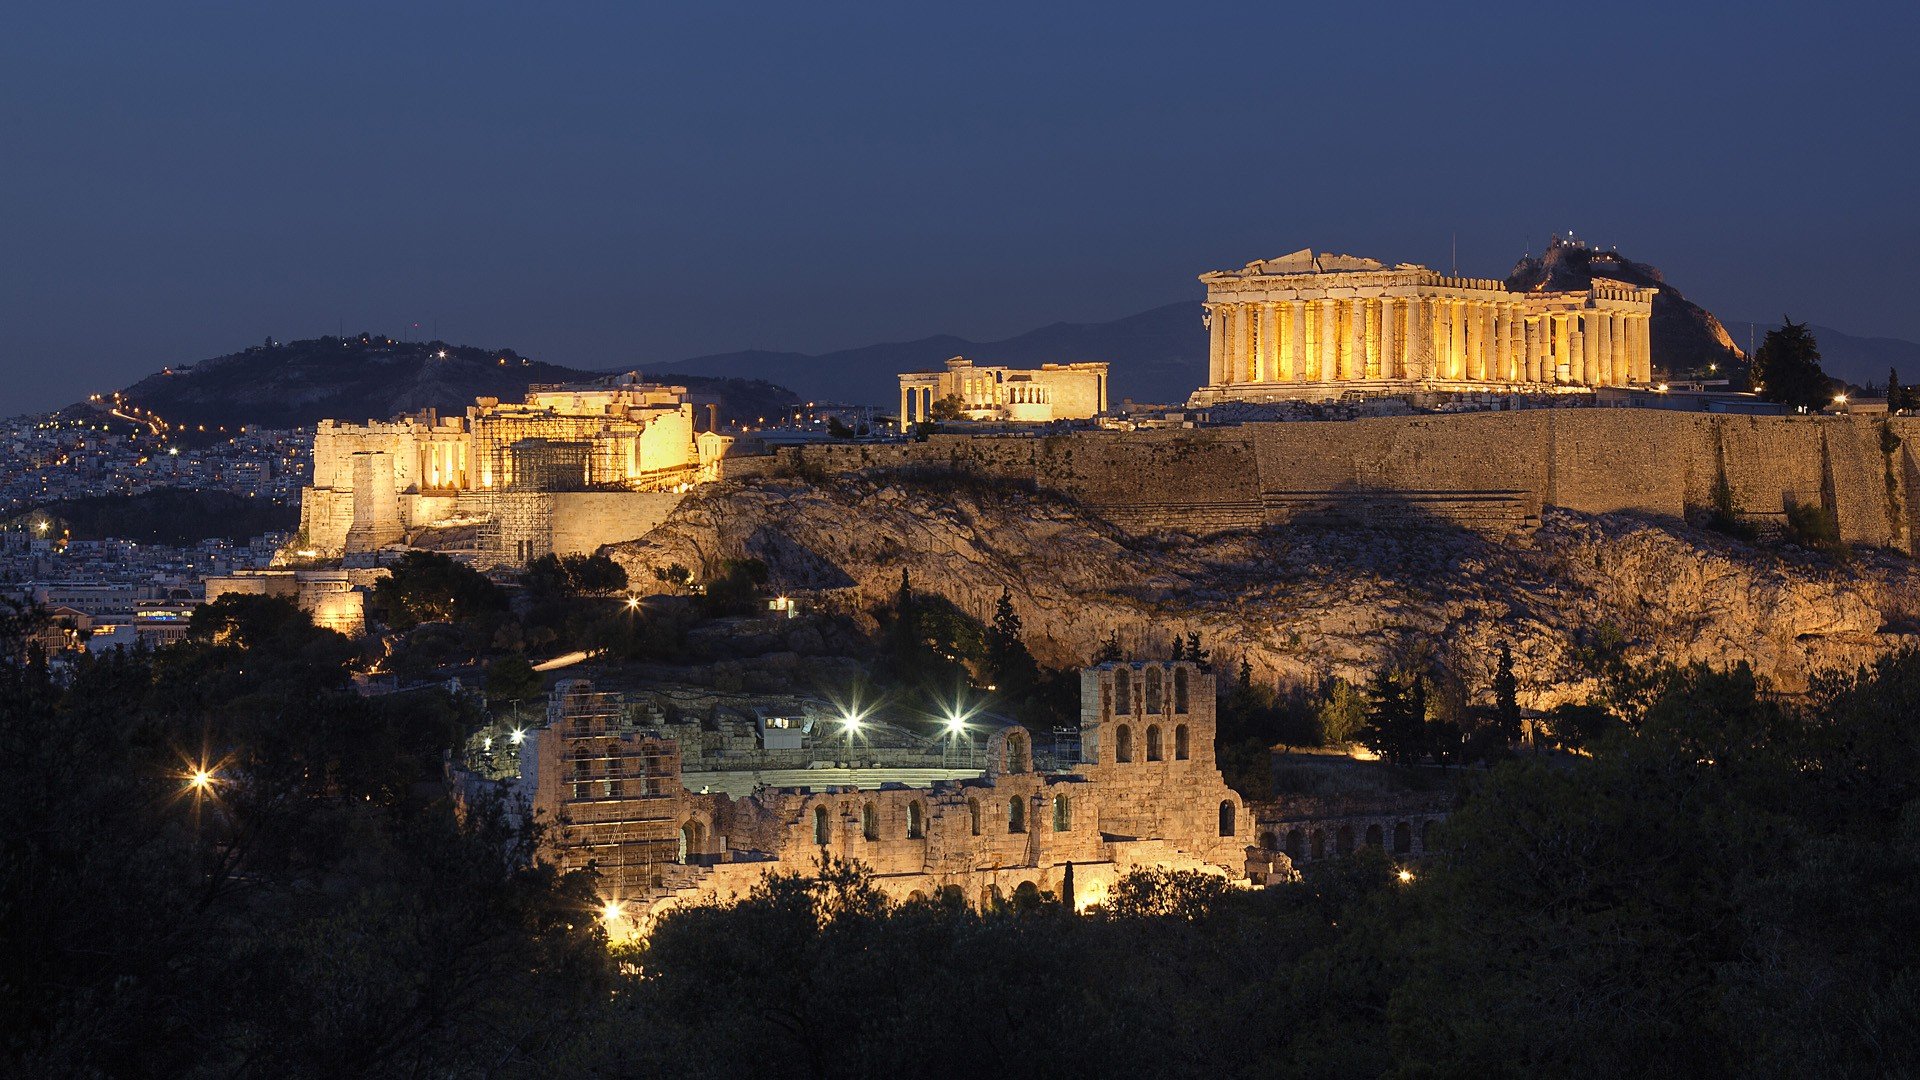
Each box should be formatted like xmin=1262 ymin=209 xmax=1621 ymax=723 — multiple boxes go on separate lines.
xmin=1206 ymin=303 xmax=1225 ymax=387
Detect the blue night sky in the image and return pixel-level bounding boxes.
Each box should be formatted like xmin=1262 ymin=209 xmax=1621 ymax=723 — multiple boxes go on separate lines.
xmin=3 ymin=1 xmax=1916 ymax=412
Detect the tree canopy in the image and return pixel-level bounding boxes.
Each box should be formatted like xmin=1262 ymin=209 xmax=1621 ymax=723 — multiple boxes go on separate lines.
xmin=1750 ymin=317 xmax=1833 ymax=411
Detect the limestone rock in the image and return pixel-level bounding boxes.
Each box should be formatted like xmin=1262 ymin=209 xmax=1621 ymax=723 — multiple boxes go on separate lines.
xmin=608 ymin=475 xmax=1920 ymax=708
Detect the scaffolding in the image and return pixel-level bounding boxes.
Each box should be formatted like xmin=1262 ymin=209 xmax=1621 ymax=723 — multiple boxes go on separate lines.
xmin=546 ymin=683 xmax=688 ymax=895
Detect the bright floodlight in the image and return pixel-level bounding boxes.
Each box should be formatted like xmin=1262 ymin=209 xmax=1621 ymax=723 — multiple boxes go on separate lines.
xmin=1396 ymin=869 xmax=1415 ymax=885
xmin=509 ymin=728 xmax=526 ymax=746
xmin=625 ymin=597 xmax=640 ymax=610
xmin=188 ymin=769 xmax=214 ymax=791
xmin=842 ymin=713 xmax=863 ymax=734
xmin=601 ymin=900 xmax=624 ymax=921
xmin=945 ymin=712 xmax=967 ymax=734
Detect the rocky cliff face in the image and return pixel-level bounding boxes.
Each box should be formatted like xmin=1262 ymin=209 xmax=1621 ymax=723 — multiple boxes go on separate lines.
xmin=1509 ymin=237 xmax=1745 ymax=376
xmin=608 ymin=473 xmax=1920 ymax=709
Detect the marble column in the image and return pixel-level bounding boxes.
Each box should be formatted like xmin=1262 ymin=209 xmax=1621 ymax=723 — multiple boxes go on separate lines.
xmin=1489 ymin=305 xmax=1505 ymax=380
xmin=1593 ymin=310 xmax=1613 ymax=386
xmin=1206 ymin=304 xmax=1225 ymax=387
xmin=1451 ymin=297 xmax=1466 ymax=378
xmin=1609 ymin=313 xmax=1627 ymax=384
xmin=1524 ymin=317 xmax=1542 ymax=383
xmin=1258 ymin=303 xmax=1278 ymax=383
xmin=899 ymin=385 xmax=911 ymax=431
xmin=1346 ymin=299 xmax=1367 ymax=380
xmin=1431 ymin=300 xmax=1450 ymax=380
xmin=1318 ymin=299 xmax=1337 ymax=382
xmin=1637 ymin=315 xmax=1653 ymax=383
xmin=1466 ymin=302 xmax=1486 ymax=381
xmin=1379 ymin=298 xmax=1399 ymax=379
xmin=1569 ymin=316 xmax=1587 ymax=385
xmin=1288 ymin=299 xmax=1307 ymax=381
xmin=1409 ymin=297 xmax=1434 ymax=380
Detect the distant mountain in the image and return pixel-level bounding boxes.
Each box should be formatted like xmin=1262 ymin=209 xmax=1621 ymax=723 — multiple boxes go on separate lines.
xmin=108 ymin=335 xmax=799 ymax=431
xmin=1507 ymin=239 xmax=1745 ymax=375
xmin=1720 ymin=319 xmax=1920 ymax=391
xmin=665 ymin=302 xmax=1206 ymax=409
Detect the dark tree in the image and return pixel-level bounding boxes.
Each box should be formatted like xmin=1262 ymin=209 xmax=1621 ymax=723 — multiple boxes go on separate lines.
xmin=1362 ymin=668 xmax=1426 ymax=765
xmin=984 ymin=588 xmax=1039 ymax=699
xmin=368 ymin=551 xmax=506 ymax=629
xmin=1093 ymin=629 xmax=1123 ymax=664
xmin=1889 ymin=367 xmax=1905 ymax=413
xmin=1492 ymin=642 xmax=1521 ymax=746
xmin=1750 ymin=318 xmax=1832 ymax=411
xmin=1185 ymin=632 xmax=1210 ymax=671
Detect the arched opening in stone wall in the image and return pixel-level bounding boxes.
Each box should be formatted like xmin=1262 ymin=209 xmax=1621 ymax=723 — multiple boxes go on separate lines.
xmin=1337 ymin=825 xmax=1354 ymax=855
xmin=1053 ymin=794 xmax=1072 ymax=832
xmin=813 ymin=805 xmax=830 ymax=846
xmin=1259 ymin=830 xmax=1277 ymax=850
xmin=862 ymin=802 xmax=879 ymax=841
xmin=1115 ymin=725 xmax=1133 ymax=763
xmin=1311 ymin=831 xmax=1325 ymax=860
xmin=1394 ymin=821 xmax=1412 ymax=854
xmin=907 ymin=890 xmax=927 ymax=903
xmin=1174 ymin=724 xmax=1189 ymax=760
xmin=1009 ymin=797 xmax=1027 ymax=834
xmin=1218 ymin=801 xmax=1236 ymax=837
xmin=1115 ymin=670 xmax=1131 ymax=715
xmin=1146 ymin=725 xmax=1163 ymax=761
xmin=1174 ymin=667 xmax=1190 ymax=714
xmin=678 ymin=820 xmax=704 ymax=864
xmin=940 ymin=884 xmax=964 ymax=908
xmin=1365 ymin=824 xmax=1383 ymax=849
xmin=907 ymin=801 xmax=926 ymax=840
xmin=1145 ymin=667 xmax=1162 ymax=714
xmin=1005 ymin=731 xmax=1030 ymax=774
xmin=1287 ymin=829 xmax=1306 ymax=862
xmin=968 ymin=798 xmax=982 ymax=836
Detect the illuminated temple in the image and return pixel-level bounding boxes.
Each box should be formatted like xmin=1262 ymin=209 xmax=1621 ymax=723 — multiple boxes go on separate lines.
xmin=1189 ymin=248 xmax=1656 ymax=405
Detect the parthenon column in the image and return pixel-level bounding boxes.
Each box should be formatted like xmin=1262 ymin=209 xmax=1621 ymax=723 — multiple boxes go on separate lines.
xmin=1523 ymin=317 xmax=1542 ymax=383
xmin=1569 ymin=316 xmax=1587 ymax=385
xmin=1589 ymin=309 xmax=1605 ymax=384
xmin=1288 ymin=299 xmax=1306 ymax=381
xmin=1258 ymin=303 xmax=1277 ymax=383
xmin=1609 ymin=313 xmax=1628 ymax=384
xmin=1431 ymin=300 xmax=1450 ymax=380
xmin=1465 ymin=302 xmax=1485 ymax=381
xmin=1345 ymin=299 xmax=1366 ymax=380
xmin=1637 ymin=315 xmax=1653 ymax=383
xmin=1450 ymin=301 xmax=1469 ymax=380
xmin=1206 ymin=304 xmax=1224 ymax=386
xmin=1317 ymin=299 xmax=1337 ymax=382
xmin=1489 ymin=305 xmax=1505 ymax=380
xmin=1408 ymin=297 xmax=1433 ymax=380
xmin=1379 ymin=298 xmax=1399 ymax=379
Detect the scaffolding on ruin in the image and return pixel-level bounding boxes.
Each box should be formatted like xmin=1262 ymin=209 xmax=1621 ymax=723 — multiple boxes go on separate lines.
xmin=546 ymin=684 xmax=690 ymax=893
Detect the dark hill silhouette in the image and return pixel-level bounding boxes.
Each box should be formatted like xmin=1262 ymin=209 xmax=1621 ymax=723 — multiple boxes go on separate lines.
xmin=1507 ymin=237 xmax=1745 ymax=376
xmin=109 ymin=335 xmax=799 ymax=430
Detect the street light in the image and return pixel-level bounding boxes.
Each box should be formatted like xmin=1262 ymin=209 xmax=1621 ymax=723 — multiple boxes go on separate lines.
xmin=187 ymin=768 xmax=214 ymax=792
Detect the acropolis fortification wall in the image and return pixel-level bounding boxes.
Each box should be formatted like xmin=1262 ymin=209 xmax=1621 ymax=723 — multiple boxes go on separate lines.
xmin=761 ymin=412 xmax=1920 ymax=550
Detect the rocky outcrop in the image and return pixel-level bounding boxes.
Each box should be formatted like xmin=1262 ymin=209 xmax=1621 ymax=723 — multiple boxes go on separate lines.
xmin=607 ymin=474 xmax=1920 ymax=709
xmin=1509 ymin=236 xmax=1744 ymax=376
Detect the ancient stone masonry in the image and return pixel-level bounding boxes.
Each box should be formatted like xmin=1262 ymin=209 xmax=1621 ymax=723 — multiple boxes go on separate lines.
xmin=290 ymin=372 xmax=733 ymax=564
xmin=1191 ymin=248 xmax=1656 ymax=405
xmin=771 ymin=411 xmax=1920 ymax=551
xmin=898 ymin=357 xmax=1110 ymax=431
xmin=469 ymin=665 xmax=1269 ymax=920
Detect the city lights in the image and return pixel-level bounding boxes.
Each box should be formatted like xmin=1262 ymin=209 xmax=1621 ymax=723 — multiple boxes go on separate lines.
xmin=1396 ymin=869 xmax=1415 ymax=885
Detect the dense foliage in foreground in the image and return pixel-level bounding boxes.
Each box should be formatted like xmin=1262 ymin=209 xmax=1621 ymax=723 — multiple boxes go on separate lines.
xmin=2 ymin=600 xmax=1916 ymax=1077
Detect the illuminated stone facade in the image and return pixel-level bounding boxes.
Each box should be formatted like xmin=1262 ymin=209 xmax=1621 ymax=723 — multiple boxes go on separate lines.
xmin=898 ymin=357 xmax=1110 ymax=431
xmin=491 ymin=663 xmax=1262 ymax=925
xmin=1190 ymin=248 xmax=1655 ymax=405
xmin=291 ymin=373 xmax=731 ymax=562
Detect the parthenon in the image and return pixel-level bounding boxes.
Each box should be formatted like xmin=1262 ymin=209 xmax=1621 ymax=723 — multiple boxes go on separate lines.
xmin=1189 ymin=248 xmax=1656 ymax=405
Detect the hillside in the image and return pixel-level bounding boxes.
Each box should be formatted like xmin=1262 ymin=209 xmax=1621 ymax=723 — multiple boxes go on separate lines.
xmin=111 ymin=335 xmax=800 ymax=430
xmin=1722 ymin=318 xmax=1920 ymax=390
xmin=608 ymin=473 xmax=1920 ymax=708
xmin=22 ymin=488 xmax=296 ymax=545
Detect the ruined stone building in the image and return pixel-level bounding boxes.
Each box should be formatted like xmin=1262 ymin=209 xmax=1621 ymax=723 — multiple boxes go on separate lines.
xmin=897 ymin=357 xmax=1111 ymax=430
xmin=289 ymin=373 xmax=731 ymax=564
xmin=1190 ymin=247 xmax=1656 ymax=405
xmin=466 ymin=662 xmax=1263 ymax=925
